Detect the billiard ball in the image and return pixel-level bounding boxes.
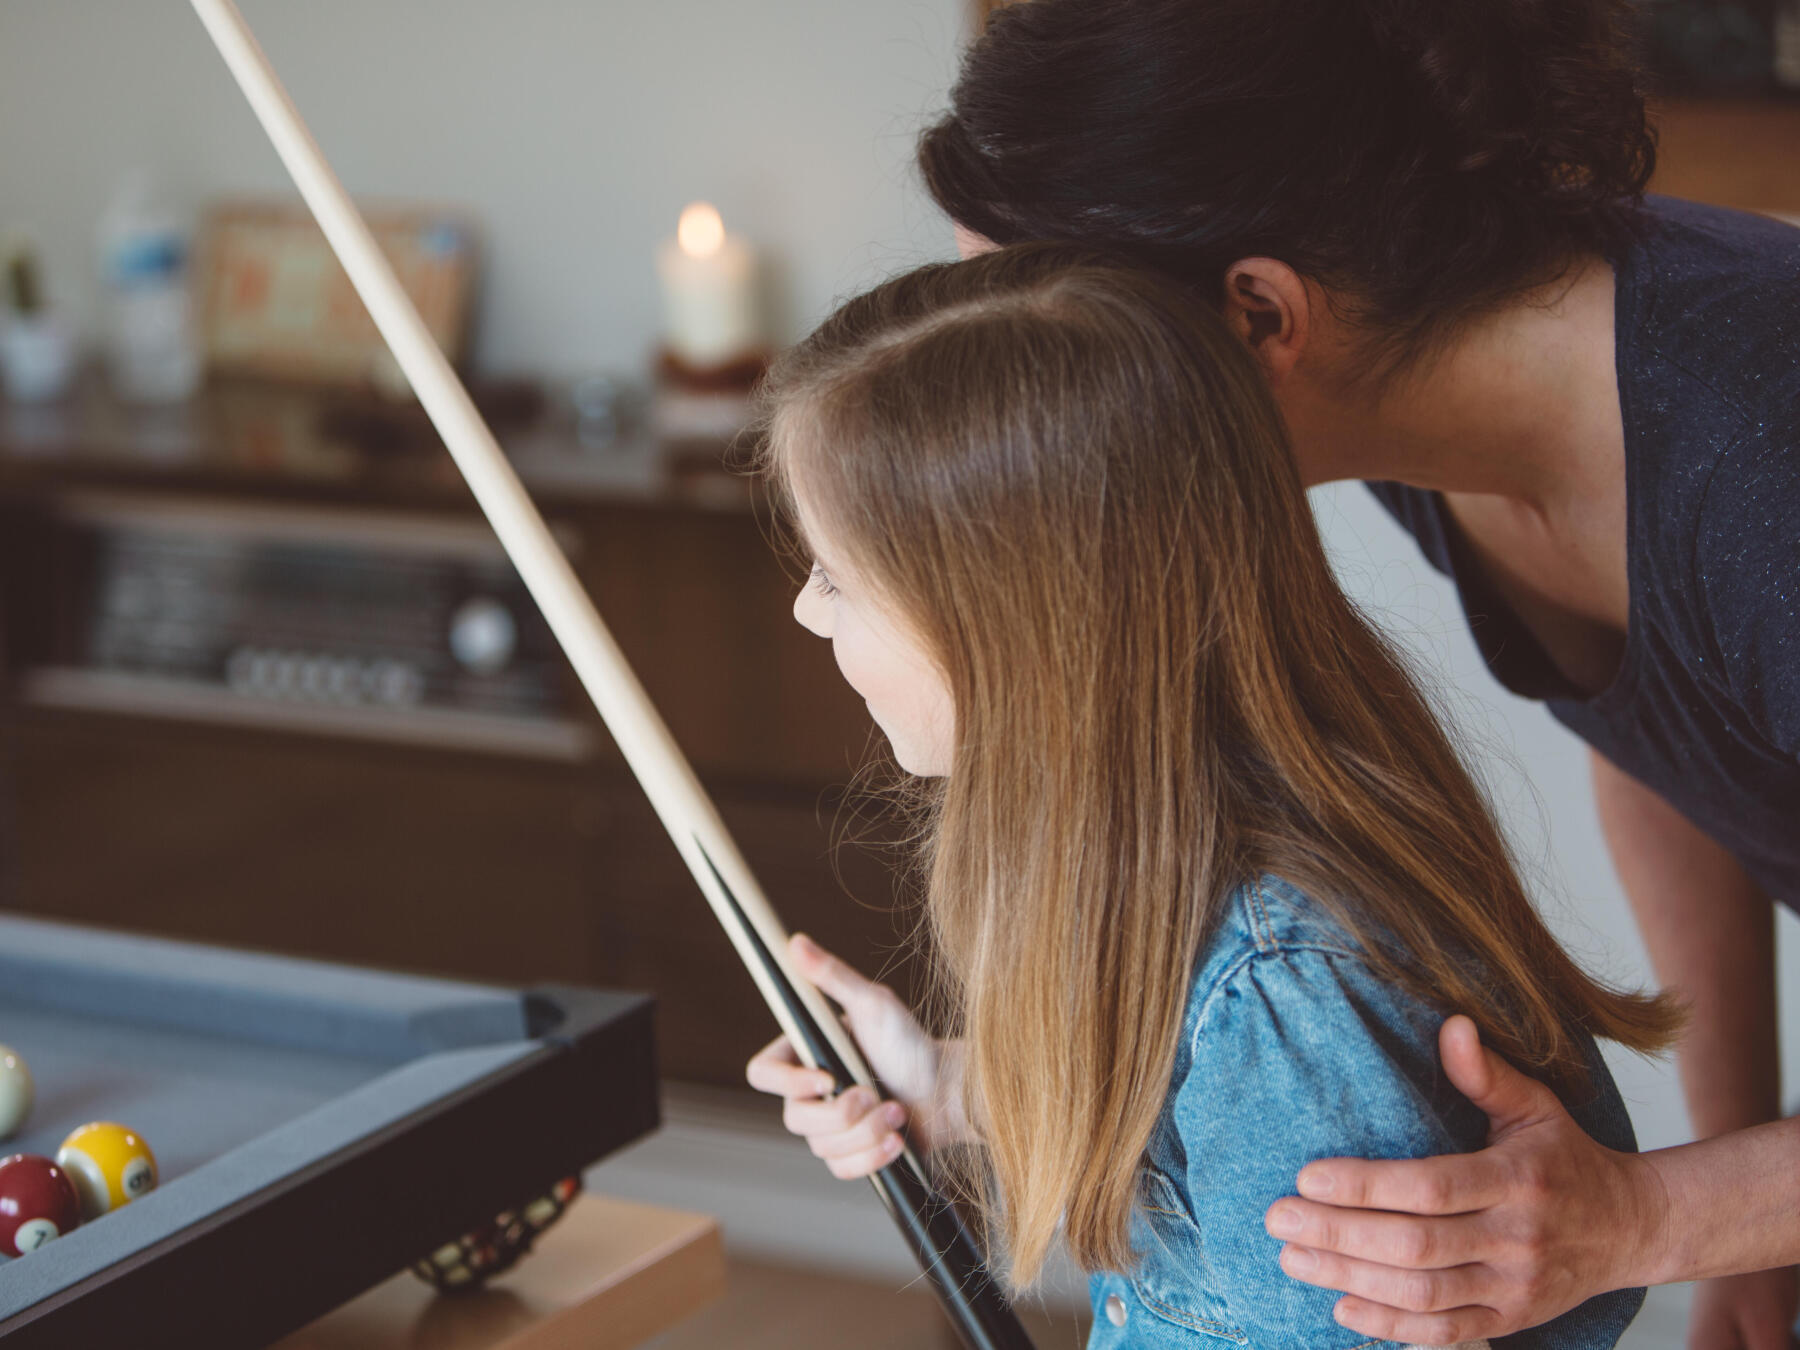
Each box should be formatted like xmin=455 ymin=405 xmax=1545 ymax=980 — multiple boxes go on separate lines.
xmin=0 ymin=1046 xmax=31 ymax=1141
xmin=0 ymin=1153 xmax=82 ymax=1257
xmin=412 ymin=1174 xmax=582 ymax=1291
xmin=56 ymin=1122 xmax=158 ymax=1220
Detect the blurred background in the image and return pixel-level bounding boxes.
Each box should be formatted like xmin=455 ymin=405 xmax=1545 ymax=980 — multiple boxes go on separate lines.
xmin=0 ymin=1 xmax=1795 ymax=1346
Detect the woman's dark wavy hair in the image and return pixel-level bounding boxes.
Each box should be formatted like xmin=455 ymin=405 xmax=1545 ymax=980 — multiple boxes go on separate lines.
xmin=920 ymin=0 xmax=1656 ymax=375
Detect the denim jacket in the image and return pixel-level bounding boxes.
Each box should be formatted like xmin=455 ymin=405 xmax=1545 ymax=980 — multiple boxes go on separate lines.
xmin=1086 ymin=875 xmax=1645 ymax=1350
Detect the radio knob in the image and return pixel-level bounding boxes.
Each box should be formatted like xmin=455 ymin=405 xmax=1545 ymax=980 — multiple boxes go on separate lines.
xmin=270 ymin=652 xmax=299 ymax=697
xmin=323 ymin=659 xmax=358 ymax=703
xmin=298 ymin=656 xmax=330 ymax=700
xmin=371 ymin=660 xmax=425 ymax=707
xmin=225 ymin=647 xmax=256 ymax=693
xmin=448 ymin=597 xmax=517 ymax=677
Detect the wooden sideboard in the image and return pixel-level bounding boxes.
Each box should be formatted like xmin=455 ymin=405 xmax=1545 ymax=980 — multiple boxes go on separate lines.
xmin=0 ymin=378 xmax=924 ymax=1088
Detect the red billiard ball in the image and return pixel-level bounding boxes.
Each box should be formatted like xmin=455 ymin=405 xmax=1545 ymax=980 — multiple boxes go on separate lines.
xmin=0 ymin=1153 xmax=82 ymax=1257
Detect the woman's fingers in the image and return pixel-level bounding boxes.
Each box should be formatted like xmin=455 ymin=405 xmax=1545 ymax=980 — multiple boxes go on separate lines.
xmin=1274 ymin=1087 xmax=1657 ymax=1340
xmin=1278 ymin=1243 xmax=1492 ymax=1313
xmin=745 ymin=1034 xmax=835 ymax=1099
xmin=1265 ymin=1198 xmax=1486 ymax=1267
xmin=1434 ymin=1015 xmax=1567 ymax=1138
xmin=1293 ymin=1149 xmax=1508 ymax=1216
xmin=1328 ymin=1295 xmax=1500 ymax=1348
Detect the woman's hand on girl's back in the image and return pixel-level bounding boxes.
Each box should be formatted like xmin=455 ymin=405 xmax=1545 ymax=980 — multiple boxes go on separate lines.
xmin=746 ymin=933 xmax=967 ymax=1179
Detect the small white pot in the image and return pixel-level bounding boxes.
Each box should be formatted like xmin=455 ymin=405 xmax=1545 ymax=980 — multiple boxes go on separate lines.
xmin=1 ymin=313 xmax=79 ymax=403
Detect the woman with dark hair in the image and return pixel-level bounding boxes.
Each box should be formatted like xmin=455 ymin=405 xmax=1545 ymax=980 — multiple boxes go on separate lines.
xmin=914 ymin=1 xmax=1799 ymax=1347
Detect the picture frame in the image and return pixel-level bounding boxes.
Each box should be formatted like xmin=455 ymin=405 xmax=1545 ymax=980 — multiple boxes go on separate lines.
xmin=198 ymin=200 xmax=477 ymax=389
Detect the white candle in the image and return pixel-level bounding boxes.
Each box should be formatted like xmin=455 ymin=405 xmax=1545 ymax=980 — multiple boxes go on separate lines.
xmin=655 ymin=202 xmax=761 ymax=369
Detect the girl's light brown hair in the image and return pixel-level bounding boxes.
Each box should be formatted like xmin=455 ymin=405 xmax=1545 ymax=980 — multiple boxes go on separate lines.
xmin=755 ymin=242 xmax=1677 ymax=1291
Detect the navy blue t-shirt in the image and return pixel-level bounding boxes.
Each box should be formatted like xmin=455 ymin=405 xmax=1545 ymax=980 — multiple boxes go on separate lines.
xmin=1369 ymin=197 xmax=1800 ymax=909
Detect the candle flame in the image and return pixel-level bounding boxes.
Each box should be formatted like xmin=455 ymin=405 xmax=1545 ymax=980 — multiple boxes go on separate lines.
xmin=677 ymin=203 xmax=726 ymax=259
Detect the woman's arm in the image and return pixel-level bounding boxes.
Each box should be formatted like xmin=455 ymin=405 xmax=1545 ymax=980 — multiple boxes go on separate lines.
xmin=1593 ymin=751 xmax=1780 ymax=1144
xmin=1593 ymin=753 xmax=1797 ymax=1350
xmin=1262 ymin=755 xmax=1800 ymax=1344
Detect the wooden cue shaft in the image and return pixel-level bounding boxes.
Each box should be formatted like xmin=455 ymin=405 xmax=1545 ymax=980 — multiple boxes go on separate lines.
xmin=186 ymin=0 xmax=875 ymax=1094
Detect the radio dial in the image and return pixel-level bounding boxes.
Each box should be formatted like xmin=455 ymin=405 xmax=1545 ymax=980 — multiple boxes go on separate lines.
xmin=449 ymin=597 xmax=517 ymax=677
xmin=370 ymin=660 xmax=425 ymax=707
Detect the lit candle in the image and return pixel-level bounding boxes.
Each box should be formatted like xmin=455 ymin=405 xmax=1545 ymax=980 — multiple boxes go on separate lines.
xmin=655 ymin=203 xmax=762 ymax=371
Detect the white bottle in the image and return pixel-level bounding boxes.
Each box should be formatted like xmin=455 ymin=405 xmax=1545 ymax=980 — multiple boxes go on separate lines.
xmin=98 ymin=170 xmax=201 ymax=403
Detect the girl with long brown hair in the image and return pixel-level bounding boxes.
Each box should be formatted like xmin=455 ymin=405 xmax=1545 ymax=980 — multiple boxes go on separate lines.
xmin=745 ymin=241 xmax=1677 ymax=1349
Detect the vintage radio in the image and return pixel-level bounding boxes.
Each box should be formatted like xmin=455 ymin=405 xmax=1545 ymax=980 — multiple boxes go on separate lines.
xmin=19 ymin=495 xmax=588 ymax=759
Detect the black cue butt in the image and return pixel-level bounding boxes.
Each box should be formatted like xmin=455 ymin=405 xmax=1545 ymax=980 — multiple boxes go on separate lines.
xmin=696 ymin=842 xmax=1038 ymax=1349
xmin=869 ymin=1156 xmax=1038 ymax=1350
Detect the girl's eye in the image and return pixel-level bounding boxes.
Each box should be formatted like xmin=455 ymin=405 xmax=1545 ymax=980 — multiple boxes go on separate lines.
xmin=808 ymin=563 xmax=839 ymax=598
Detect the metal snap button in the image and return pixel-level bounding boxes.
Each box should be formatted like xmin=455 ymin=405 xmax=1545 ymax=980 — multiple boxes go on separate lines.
xmin=1105 ymin=1293 xmax=1127 ymax=1327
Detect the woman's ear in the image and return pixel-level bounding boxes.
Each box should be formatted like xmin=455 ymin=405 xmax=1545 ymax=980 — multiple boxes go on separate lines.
xmin=1221 ymin=258 xmax=1311 ymax=384
xmin=953 ymin=221 xmax=998 ymax=260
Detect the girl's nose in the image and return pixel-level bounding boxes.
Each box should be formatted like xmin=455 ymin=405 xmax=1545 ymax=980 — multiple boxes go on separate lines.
xmin=793 ymin=583 xmax=831 ymax=638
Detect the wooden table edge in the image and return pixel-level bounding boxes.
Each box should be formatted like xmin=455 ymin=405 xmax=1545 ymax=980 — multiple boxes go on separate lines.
xmin=275 ymin=1193 xmax=725 ymax=1350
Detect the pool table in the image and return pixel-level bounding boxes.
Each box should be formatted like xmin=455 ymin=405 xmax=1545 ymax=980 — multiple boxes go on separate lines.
xmin=0 ymin=913 xmax=658 ymax=1348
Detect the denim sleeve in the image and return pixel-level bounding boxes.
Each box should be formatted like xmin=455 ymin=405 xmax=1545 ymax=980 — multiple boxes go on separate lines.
xmin=1174 ymin=946 xmax=1480 ymax=1347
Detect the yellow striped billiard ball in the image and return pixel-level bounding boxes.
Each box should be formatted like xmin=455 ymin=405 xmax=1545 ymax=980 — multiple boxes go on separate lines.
xmin=56 ymin=1123 xmax=158 ymax=1219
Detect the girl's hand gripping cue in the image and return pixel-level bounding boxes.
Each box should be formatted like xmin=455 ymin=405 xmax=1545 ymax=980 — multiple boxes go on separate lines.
xmin=748 ymin=934 xmax=969 ymax=1178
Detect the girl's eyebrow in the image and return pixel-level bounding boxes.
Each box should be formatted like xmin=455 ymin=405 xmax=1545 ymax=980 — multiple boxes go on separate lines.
xmin=789 ymin=516 xmax=840 ymax=574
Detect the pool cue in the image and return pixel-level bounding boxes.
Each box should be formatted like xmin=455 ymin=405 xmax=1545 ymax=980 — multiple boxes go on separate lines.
xmin=187 ymin=4 xmax=1033 ymax=1346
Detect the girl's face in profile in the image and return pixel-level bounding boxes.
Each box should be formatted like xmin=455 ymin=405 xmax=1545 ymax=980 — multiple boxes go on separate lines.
xmin=789 ymin=492 xmax=954 ymax=778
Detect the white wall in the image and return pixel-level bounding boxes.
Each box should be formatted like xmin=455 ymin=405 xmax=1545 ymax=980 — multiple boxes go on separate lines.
xmin=0 ymin=0 xmax=966 ymax=375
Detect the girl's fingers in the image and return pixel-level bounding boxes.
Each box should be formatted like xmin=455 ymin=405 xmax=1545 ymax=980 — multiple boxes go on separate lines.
xmin=745 ymin=1035 xmax=836 ymax=1100
xmin=782 ymin=1086 xmax=894 ymax=1138
xmin=804 ymin=1100 xmax=908 ymax=1161
xmin=822 ymin=1128 xmax=906 ymax=1181
xmin=790 ymin=933 xmax=883 ymax=1016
